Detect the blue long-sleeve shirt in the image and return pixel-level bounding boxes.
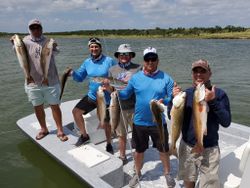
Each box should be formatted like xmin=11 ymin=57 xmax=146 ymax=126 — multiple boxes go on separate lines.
xmin=72 ymin=55 xmax=117 ymax=102
xmin=119 ymin=70 xmax=174 ymax=126
xmin=170 ymin=87 xmax=231 ymax=148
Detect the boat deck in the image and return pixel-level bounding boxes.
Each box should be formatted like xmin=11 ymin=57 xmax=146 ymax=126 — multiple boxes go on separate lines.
xmin=17 ymin=100 xmax=250 ymax=188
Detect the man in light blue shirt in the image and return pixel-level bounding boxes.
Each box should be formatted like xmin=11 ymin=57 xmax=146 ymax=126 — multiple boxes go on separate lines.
xmin=118 ymin=47 xmax=176 ymax=188
xmin=68 ymin=38 xmax=116 ymax=153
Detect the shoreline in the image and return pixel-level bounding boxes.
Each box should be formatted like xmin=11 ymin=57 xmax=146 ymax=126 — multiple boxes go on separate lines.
xmin=2 ymin=31 xmax=250 ymax=39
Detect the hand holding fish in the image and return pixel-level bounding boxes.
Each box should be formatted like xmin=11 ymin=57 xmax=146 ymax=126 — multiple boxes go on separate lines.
xmin=64 ymin=67 xmax=73 ymax=76
xmin=158 ymin=98 xmax=164 ymax=103
xmin=10 ymin=35 xmax=15 ymax=45
xmin=205 ymin=85 xmax=216 ymax=102
xmin=53 ymin=42 xmax=57 ymax=49
xmin=101 ymin=78 xmax=114 ymax=93
xmin=173 ymin=82 xmax=182 ymax=97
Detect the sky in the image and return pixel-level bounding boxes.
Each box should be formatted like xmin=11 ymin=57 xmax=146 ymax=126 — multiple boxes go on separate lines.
xmin=1 ymin=0 xmax=250 ymax=33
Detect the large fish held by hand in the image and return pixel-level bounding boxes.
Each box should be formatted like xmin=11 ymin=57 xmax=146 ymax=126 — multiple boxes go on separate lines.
xmin=41 ymin=38 xmax=55 ymax=85
xmin=192 ymin=84 xmax=208 ymax=153
xmin=59 ymin=68 xmax=71 ymax=100
xmin=96 ymin=86 xmax=107 ymax=129
xmin=150 ymin=100 xmax=166 ymax=146
xmin=170 ymin=91 xmax=186 ymax=157
xmin=109 ymin=92 xmax=120 ymax=134
xmin=13 ymin=34 xmax=34 ymax=83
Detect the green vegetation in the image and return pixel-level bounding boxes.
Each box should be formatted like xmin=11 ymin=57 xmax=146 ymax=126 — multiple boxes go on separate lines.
xmin=2 ymin=25 xmax=250 ymax=39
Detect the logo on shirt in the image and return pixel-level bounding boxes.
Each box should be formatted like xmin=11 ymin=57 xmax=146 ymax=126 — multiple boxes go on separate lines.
xmin=35 ymin=46 xmax=41 ymax=59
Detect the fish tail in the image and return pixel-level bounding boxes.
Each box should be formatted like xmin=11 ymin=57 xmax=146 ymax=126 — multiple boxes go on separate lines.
xmin=191 ymin=143 xmax=204 ymax=154
xmin=42 ymin=78 xmax=49 ymax=86
xmin=169 ymin=145 xmax=178 ymax=158
xmin=26 ymin=76 xmax=35 ymax=85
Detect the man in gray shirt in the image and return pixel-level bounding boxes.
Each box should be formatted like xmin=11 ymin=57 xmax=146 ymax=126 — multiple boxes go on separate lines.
xmin=11 ymin=19 xmax=68 ymax=142
xmin=109 ymin=44 xmax=141 ymax=164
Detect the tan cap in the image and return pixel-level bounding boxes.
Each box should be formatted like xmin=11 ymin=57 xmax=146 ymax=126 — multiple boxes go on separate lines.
xmin=192 ymin=59 xmax=211 ymax=72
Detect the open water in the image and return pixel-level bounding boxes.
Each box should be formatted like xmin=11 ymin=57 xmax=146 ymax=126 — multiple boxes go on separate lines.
xmin=0 ymin=37 xmax=249 ymax=188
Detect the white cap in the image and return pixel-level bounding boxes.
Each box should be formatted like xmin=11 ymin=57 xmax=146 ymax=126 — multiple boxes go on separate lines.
xmin=28 ymin=18 xmax=42 ymax=28
xmin=143 ymin=47 xmax=157 ymax=56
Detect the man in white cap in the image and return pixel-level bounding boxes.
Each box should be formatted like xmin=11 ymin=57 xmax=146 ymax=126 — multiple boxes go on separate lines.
xmin=117 ymin=47 xmax=176 ymax=187
xmin=172 ymin=59 xmax=231 ymax=188
xmin=10 ymin=19 xmax=68 ymax=141
xmin=107 ymin=44 xmax=141 ymax=164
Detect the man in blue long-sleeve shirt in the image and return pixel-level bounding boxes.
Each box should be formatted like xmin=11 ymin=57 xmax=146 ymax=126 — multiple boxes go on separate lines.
xmin=67 ymin=38 xmax=116 ymax=152
xmin=172 ymin=59 xmax=231 ymax=188
xmin=118 ymin=47 xmax=176 ymax=188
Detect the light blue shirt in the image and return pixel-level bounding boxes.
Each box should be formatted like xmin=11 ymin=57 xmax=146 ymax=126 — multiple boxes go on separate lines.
xmin=119 ymin=70 xmax=174 ymax=126
xmin=72 ymin=55 xmax=117 ymax=102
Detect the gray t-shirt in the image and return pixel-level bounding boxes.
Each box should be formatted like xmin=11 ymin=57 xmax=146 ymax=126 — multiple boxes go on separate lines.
xmin=23 ymin=35 xmax=60 ymax=86
xmin=109 ymin=62 xmax=141 ymax=110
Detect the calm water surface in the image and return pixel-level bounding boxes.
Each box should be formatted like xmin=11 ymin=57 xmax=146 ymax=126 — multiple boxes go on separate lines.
xmin=0 ymin=37 xmax=249 ymax=188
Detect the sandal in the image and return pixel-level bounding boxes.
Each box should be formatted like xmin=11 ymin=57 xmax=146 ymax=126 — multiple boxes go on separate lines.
xmin=36 ymin=131 xmax=49 ymax=140
xmin=57 ymin=133 xmax=68 ymax=142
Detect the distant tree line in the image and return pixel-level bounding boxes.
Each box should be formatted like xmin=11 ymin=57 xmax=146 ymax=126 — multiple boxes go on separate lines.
xmin=0 ymin=25 xmax=247 ymax=37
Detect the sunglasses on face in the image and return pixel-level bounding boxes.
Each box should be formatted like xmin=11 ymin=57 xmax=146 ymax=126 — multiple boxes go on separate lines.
xmin=144 ymin=57 xmax=158 ymax=62
xmin=30 ymin=26 xmax=41 ymax=31
xmin=119 ymin=52 xmax=130 ymax=57
xmin=192 ymin=68 xmax=207 ymax=74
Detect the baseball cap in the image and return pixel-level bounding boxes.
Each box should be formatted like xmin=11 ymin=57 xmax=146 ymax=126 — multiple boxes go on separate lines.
xmin=88 ymin=37 xmax=102 ymax=47
xmin=192 ymin=59 xmax=211 ymax=72
xmin=143 ymin=47 xmax=158 ymax=61
xmin=28 ymin=19 xmax=42 ymax=28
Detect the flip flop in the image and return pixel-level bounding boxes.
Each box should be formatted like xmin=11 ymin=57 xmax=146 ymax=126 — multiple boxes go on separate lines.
xmin=35 ymin=131 xmax=49 ymax=140
xmin=57 ymin=133 xmax=68 ymax=142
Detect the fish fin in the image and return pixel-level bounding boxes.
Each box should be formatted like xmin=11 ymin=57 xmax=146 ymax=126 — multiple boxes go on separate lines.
xmin=203 ymin=128 xmax=207 ymax=136
xmin=191 ymin=144 xmax=204 ymax=154
xmin=199 ymin=84 xmax=206 ymax=101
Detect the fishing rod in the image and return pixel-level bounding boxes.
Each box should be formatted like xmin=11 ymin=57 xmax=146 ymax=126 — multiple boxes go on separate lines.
xmin=95 ymin=7 xmax=142 ymax=187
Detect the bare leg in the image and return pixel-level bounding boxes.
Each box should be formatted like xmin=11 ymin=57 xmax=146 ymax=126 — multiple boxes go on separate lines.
xmin=184 ymin=181 xmax=195 ymax=188
xmin=72 ymin=107 xmax=87 ymax=136
xmin=134 ymin=151 xmax=144 ymax=175
xmin=160 ymin=151 xmax=170 ymax=175
xmin=50 ymin=104 xmax=64 ymax=135
xmin=119 ymin=135 xmax=126 ymax=158
xmin=34 ymin=104 xmax=48 ymax=133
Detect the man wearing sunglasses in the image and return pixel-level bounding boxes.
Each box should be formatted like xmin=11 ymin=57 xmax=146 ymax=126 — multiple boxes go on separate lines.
xmin=107 ymin=44 xmax=141 ymax=164
xmin=117 ymin=47 xmax=176 ymax=187
xmin=67 ymin=37 xmax=117 ymax=154
xmin=10 ymin=19 xmax=68 ymax=142
xmin=172 ymin=59 xmax=231 ymax=188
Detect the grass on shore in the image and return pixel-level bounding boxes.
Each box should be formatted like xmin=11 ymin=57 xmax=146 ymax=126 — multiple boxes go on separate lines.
xmin=2 ymin=29 xmax=250 ymax=39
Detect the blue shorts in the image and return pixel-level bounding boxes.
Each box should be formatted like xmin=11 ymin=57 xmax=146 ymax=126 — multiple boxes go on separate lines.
xmin=25 ymin=83 xmax=61 ymax=106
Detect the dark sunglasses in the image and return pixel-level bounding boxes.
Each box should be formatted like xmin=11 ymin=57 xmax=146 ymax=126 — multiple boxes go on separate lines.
xmin=119 ymin=52 xmax=130 ymax=56
xmin=30 ymin=25 xmax=41 ymax=31
xmin=144 ymin=57 xmax=158 ymax=62
xmin=192 ymin=68 xmax=207 ymax=74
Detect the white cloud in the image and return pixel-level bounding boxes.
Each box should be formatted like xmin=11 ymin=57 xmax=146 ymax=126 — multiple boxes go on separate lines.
xmin=1 ymin=0 xmax=250 ymax=32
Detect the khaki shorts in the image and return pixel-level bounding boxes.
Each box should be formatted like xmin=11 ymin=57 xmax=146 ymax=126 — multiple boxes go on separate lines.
xmin=178 ymin=140 xmax=220 ymax=188
xmin=115 ymin=109 xmax=133 ymax=137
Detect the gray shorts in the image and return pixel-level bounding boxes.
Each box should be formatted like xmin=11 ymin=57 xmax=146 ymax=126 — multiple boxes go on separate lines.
xmin=25 ymin=83 xmax=61 ymax=106
xmin=115 ymin=109 xmax=133 ymax=136
xmin=178 ymin=140 xmax=220 ymax=188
